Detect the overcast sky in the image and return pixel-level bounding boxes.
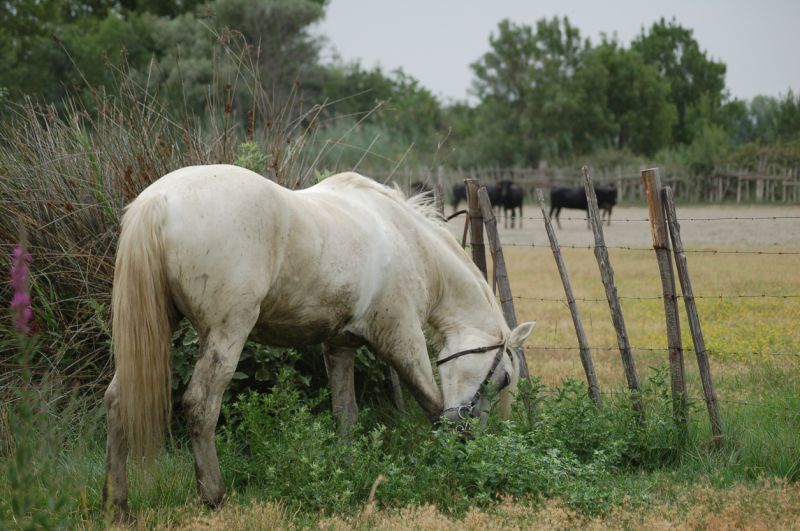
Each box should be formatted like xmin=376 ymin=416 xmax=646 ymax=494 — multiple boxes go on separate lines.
xmin=313 ymin=0 xmax=800 ymax=104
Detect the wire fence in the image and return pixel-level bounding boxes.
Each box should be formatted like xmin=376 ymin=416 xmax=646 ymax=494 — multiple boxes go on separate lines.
xmin=513 ymin=294 xmax=800 ymax=302
xmin=520 ymin=345 xmax=800 ymax=358
xmin=504 ymin=214 xmax=800 ymax=223
xmin=515 ymin=387 xmax=796 ymax=411
xmin=479 ymin=242 xmax=800 ymax=255
xmin=483 ymin=207 xmax=800 ymax=416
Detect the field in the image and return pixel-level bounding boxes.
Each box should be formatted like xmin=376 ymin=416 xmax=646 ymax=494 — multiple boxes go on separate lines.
xmin=2 ymin=204 xmax=799 ymax=529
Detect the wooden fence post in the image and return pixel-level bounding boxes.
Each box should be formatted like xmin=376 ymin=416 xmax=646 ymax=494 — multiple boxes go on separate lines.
xmin=582 ymin=166 xmax=644 ymax=418
xmin=662 ymin=186 xmax=724 ymax=446
xmin=477 ymin=187 xmax=532 ymax=382
xmin=536 ymin=188 xmax=601 ymax=404
xmin=466 ymin=179 xmax=488 ymax=280
xmin=642 ymin=168 xmax=688 ymax=429
xmin=477 ymin=187 xmax=536 ymax=422
xmin=478 ymin=188 xmax=514 ymax=324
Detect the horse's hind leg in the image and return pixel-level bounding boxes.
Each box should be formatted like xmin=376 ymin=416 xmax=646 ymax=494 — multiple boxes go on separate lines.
xmin=102 ymin=373 xmax=130 ymax=522
xmin=323 ymin=344 xmax=358 ymax=435
xmin=183 ymin=313 xmax=257 ymax=507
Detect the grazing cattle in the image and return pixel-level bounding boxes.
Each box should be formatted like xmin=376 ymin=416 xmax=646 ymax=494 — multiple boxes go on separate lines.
xmin=497 ymin=179 xmax=524 ymax=229
xmin=549 ymin=185 xmax=618 ymax=229
xmin=451 ymin=182 xmax=501 ymax=213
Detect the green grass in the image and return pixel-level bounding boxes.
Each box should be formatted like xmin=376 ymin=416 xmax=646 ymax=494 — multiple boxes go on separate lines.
xmin=1 ymin=359 xmax=797 ymax=528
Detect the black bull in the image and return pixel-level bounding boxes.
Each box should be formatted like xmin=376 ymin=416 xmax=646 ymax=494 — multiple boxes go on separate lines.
xmin=451 ymin=182 xmax=500 ymax=211
xmin=549 ymin=185 xmax=618 ymax=229
xmin=451 ymin=182 xmax=524 ymax=229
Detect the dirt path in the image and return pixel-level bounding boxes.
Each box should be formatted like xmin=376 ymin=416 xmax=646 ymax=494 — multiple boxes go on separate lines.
xmin=447 ymin=205 xmax=800 ymax=249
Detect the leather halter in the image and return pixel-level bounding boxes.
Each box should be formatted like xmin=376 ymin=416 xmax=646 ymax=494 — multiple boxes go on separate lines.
xmin=437 ymin=341 xmax=513 ymax=422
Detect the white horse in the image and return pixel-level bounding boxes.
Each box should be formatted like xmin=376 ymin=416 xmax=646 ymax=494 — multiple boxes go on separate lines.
xmin=103 ymin=165 xmax=535 ymax=520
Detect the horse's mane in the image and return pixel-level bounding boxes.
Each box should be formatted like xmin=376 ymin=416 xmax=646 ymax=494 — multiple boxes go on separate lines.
xmin=322 ymin=172 xmax=487 ymax=278
xmin=322 ymin=172 xmax=505 ymax=333
xmin=389 ymin=181 xmax=501 ymax=312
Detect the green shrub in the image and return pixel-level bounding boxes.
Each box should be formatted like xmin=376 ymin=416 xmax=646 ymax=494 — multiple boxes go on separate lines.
xmin=215 ymin=367 xmax=688 ymax=516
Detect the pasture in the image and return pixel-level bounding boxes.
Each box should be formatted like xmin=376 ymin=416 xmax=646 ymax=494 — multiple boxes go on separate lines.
xmin=3 ymin=197 xmax=798 ymax=529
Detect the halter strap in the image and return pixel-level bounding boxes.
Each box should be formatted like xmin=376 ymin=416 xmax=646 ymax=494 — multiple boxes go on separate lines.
xmin=436 ymin=342 xmax=506 ymax=366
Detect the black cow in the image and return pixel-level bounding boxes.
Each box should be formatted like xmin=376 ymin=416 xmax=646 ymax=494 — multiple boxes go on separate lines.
xmin=451 ymin=182 xmax=501 ymax=212
xmin=497 ymin=179 xmax=524 ymax=229
xmin=549 ymin=185 xmax=617 ymax=229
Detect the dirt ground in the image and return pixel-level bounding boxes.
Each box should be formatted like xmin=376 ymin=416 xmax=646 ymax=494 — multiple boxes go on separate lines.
xmin=446 ymin=204 xmax=800 ymax=248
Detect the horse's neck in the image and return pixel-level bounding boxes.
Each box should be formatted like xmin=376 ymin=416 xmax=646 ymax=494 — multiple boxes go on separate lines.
xmin=430 ymin=254 xmax=506 ymax=342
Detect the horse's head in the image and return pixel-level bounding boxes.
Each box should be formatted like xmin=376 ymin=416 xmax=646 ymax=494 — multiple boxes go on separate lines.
xmin=436 ymin=321 xmax=535 ymax=428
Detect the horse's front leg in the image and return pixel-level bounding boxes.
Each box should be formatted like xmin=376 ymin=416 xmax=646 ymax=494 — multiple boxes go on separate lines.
xmin=183 ymin=324 xmax=251 ymax=507
xmin=323 ymin=344 xmax=359 ymax=435
xmin=102 ymin=373 xmax=130 ymax=523
xmin=370 ymin=320 xmax=443 ymax=424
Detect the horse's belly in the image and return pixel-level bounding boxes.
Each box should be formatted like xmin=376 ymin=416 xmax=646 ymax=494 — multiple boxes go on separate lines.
xmin=248 ymin=321 xmax=334 ymax=347
xmin=250 ymin=304 xmax=357 ymax=347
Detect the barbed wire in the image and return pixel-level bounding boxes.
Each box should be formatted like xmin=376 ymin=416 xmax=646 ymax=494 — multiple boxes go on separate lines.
xmin=513 ymin=293 xmax=800 ymax=302
xmin=523 ymin=388 xmax=797 ymax=411
xmin=592 ymin=392 xmax=797 ymax=411
xmin=507 ymin=214 xmax=800 ymax=223
xmin=479 ymin=242 xmax=800 ymax=255
xmin=519 ymin=345 xmax=800 ymax=357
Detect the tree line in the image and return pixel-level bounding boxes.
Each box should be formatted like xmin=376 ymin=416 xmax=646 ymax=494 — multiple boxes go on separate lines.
xmin=1 ymin=0 xmax=799 ymax=173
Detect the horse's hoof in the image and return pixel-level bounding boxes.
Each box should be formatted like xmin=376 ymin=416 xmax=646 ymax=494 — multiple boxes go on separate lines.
xmin=110 ymin=508 xmax=133 ymax=527
xmin=202 ymin=492 xmax=226 ymax=510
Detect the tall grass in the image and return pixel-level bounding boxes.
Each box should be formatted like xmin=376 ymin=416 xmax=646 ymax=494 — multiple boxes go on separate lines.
xmin=0 ymin=361 xmax=698 ymax=527
xmin=0 ymin=31 xmax=326 ymax=392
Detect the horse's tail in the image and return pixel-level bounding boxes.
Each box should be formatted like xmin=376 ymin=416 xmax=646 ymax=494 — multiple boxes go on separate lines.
xmin=112 ymin=194 xmax=173 ymax=462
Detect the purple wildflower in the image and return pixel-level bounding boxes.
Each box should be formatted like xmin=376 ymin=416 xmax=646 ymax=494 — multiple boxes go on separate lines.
xmin=10 ymin=244 xmax=32 ymax=335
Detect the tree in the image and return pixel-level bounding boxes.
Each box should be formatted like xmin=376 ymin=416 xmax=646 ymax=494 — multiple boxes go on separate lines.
xmin=575 ymin=39 xmax=677 ymax=155
xmin=0 ymin=0 xmax=328 ymax=113
xmin=632 ymin=18 xmax=727 ymax=145
xmin=469 ymin=17 xmax=589 ymax=165
xmin=321 ymin=64 xmax=441 ymax=145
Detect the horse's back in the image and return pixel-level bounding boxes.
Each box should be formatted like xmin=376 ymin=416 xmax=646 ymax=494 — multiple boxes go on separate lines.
xmin=129 ymin=166 xmax=418 ymax=346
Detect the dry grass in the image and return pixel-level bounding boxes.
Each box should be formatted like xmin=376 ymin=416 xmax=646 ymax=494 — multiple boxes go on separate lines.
xmin=504 ymin=246 xmax=800 ymax=394
xmin=155 ymin=479 xmax=800 ymax=530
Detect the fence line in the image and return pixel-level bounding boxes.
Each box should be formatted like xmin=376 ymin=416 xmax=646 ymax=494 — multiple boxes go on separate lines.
xmin=513 ymin=294 xmax=800 ymax=302
xmin=380 ymin=163 xmax=800 ymax=204
xmin=511 ymin=388 xmax=795 ymax=411
xmin=478 ymin=242 xmax=800 ymax=255
xmin=520 ymin=345 xmax=800 ymax=357
xmin=507 ymin=215 xmax=800 ymax=223
xmin=593 ymin=392 xmax=797 ymax=411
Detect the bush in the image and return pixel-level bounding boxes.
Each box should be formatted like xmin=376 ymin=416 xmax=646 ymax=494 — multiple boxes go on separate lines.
xmin=216 ymin=367 xmax=688 ymax=516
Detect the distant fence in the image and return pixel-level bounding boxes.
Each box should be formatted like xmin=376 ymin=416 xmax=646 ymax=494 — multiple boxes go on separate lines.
xmin=375 ymin=165 xmax=800 ymax=203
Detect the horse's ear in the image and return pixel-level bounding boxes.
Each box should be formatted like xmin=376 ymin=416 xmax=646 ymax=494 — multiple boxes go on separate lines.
xmin=509 ymin=321 xmax=536 ymax=348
